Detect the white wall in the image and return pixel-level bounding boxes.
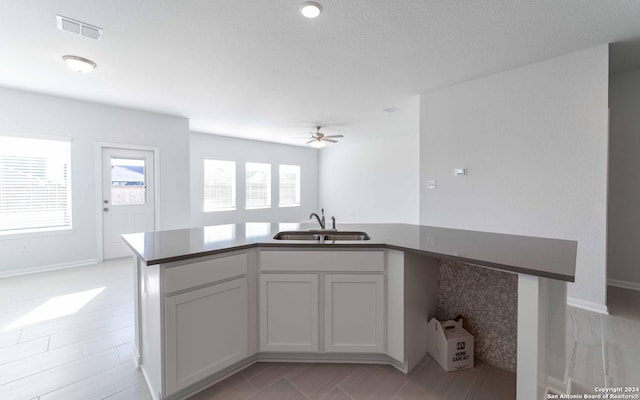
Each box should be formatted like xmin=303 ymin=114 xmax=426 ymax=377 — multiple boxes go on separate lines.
xmin=318 ymin=97 xmax=420 ymax=224
xmin=319 ymin=135 xmax=419 ymax=223
xmin=608 ymin=69 xmax=640 ymax=288
xmin=420 ymin=45 xmax=610 ymax=311
xmin=0 ymin=87 xmax=191 ymax=275
xmin=190 ymin=132 xmax=318 ymax=225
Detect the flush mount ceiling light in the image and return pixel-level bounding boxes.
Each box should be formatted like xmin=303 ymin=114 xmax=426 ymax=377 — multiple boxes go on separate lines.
xmin=300 ymin=1 xmax=323 ymax=18
xmin=62 ymin=55 xmax=97 ymax=73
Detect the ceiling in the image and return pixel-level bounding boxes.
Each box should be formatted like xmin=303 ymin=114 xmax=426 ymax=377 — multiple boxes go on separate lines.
xmin=3 ymin=1 xmax=640 ymax=146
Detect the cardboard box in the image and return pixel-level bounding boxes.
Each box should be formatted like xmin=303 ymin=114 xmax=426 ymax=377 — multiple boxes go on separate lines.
xmin=427 ymin=317 xmax=474 ymax=371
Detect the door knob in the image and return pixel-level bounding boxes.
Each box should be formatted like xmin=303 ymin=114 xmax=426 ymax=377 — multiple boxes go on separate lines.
xmin=103 ymin=207 xmax=109 ymax=212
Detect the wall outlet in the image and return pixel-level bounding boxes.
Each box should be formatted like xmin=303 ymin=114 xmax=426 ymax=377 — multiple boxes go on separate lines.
xmin=427 ymin=179 xmax=436 ymax=189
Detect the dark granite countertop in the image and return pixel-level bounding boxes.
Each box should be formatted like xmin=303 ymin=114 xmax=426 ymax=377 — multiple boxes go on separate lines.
xmin=122 ymin=222 xmax=577 ymax=282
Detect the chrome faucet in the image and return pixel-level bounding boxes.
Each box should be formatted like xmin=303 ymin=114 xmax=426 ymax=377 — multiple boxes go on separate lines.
xmin=309 ymin=209 xmax=326 ymax=230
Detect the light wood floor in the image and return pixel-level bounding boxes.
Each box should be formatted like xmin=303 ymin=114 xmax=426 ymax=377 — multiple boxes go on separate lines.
xmin=0 ymin=259 xmax=638 ymax=399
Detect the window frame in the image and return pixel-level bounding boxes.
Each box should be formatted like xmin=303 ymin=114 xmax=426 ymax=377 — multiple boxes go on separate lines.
xmin=278 ymin=164 xmax=301 ymax=208
xmin=0 ymin=135 xmax=72 ymax=236
xmin=245 ymin=162 xmax=272 ymax=210
xmin=203 ymin=159 xmax=237 ymax=212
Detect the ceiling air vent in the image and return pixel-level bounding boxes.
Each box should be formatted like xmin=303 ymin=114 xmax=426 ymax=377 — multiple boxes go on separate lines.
xmin=56 ymin=15 xmax=103 ymax=40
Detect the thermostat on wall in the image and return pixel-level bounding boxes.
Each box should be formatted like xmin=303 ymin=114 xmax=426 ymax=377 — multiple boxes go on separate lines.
xmin=454 ymin=168 xmax=466 ymax=176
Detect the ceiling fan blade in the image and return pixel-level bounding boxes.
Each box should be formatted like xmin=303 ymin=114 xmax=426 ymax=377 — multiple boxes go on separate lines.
xmin=324 ymin=135 xmax=344 ymax=138
xmin=324 ymin=139 xmax=338 ymax=143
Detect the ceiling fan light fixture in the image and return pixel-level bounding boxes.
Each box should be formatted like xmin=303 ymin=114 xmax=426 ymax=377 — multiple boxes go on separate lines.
xmin=300 ymin=1 xmax=323 ymax=18
xmin=311 ymin=140 xmax=325 ymax=149
xmin=62 ymin=55 xmax=97 ymax=73
xmin=303 ymin=126 xmax=342 ymax=147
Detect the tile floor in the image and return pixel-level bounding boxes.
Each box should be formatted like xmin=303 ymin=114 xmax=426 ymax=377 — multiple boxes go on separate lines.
xmin=188 ymin=357 xmax=514 ymax=400
xmin=0 ymin=259 xmax=638 ymax=399
xmin=564 ymin=286 xmax=640 ymax=394
xmin=0 ymin=259 xmax=142 ymax=400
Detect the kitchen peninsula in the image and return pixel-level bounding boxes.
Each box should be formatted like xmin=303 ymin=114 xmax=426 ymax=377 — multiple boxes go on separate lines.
xmin=122 ymin=222 xmax=577 ymax=400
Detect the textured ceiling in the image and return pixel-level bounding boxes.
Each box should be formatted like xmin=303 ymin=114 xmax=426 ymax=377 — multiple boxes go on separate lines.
xmin=2 ymin=1 xmax=640 ymax=145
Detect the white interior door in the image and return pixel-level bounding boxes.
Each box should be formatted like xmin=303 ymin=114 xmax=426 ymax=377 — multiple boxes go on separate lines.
xmin=102 ymin=147 xmax=155 ymax=259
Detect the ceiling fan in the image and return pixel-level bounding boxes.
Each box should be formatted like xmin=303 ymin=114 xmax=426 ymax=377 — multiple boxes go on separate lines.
xmin=306 ymin=126 xmax=344 ymax=147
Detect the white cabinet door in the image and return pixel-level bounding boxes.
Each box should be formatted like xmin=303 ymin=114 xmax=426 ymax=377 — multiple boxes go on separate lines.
xmin=324 ymin=274 xmax=384 ymax=353
xmin=260 ymin=274 xmax=318 ymax=352
xmin=165 ymin=278 xmax=247 ymax=395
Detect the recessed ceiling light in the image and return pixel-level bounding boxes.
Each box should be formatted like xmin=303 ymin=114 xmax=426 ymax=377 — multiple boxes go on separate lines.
xmin=62 ymin=55 xmax=97 ymax=73
xmin=300 ymin=1 xmax=323 ymax=18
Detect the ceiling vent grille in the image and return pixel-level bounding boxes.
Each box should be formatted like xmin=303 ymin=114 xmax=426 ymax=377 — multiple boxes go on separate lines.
xmin=56 ymin=15 xmax=103 ymax=40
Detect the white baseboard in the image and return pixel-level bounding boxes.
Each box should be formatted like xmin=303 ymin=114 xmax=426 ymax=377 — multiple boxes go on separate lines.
xmin=141 ymin=366 xmax=160 ymax=400
xmin=132 ymin=345 xmax=141 ymax=368
xmin=0 ymin=258 xmax=98 ymax=279
xmin=608 ymin=279 xmax=640 ymax=291
xmin=567 ymin=296 xmax=609 ymax=315
xmin=546 ymin=376 xmax=567 ymax=395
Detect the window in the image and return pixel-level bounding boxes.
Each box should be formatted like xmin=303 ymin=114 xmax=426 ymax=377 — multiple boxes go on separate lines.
xmin=279 ymin=164 xmax=300 ymax=207
xmin=0 ymin=136 xmax=71 ymax=234
xmin=204 ymin=160 xmax=236 ymax=211
xmin=245 ymin=162 xmax=271 ymax=209
xmin=110 ymin=157 xmax=146 ymax=205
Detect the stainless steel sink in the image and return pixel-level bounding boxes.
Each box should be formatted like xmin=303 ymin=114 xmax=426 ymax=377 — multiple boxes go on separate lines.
xmin=273 ymin=231 xmax=371 ymax=241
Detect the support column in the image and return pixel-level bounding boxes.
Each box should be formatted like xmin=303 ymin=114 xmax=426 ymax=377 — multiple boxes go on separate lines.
xmin=517 ymin=274 xmax=549 ymax=400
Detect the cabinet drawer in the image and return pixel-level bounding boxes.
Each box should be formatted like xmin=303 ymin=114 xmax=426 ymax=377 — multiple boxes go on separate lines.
xmin=260 ymin=250 xmax=384 ymax=272
xmin=164 ymin=252 xmax=247 ymax=293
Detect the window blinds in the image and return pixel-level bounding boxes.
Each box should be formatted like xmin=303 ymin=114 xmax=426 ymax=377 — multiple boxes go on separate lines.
xmin=279 ymin=164 xmax=300 ymax=207
xmin=245 ymin=162 xmax=271 ymax=209
xmin=0 ymin=136 xmax=71 ymax=233
xmin=204 ymin=160 xmax=236 ymax=211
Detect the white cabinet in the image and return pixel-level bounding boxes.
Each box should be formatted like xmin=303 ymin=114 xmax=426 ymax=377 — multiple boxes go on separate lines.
xmin=259 ymin=274 xmax=318 ymax=352
xmin=163 ymin=253 xmax=247 ymax=294
xmin=260 ymin=250 xmax=384 ymax=272
xmin=165 ymin=278 xmax=247 ymax=395
xmin=258 ymin=250 xmax=385 ymax=355
xmin=324 ymin=274 xmax=384 ymax=353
